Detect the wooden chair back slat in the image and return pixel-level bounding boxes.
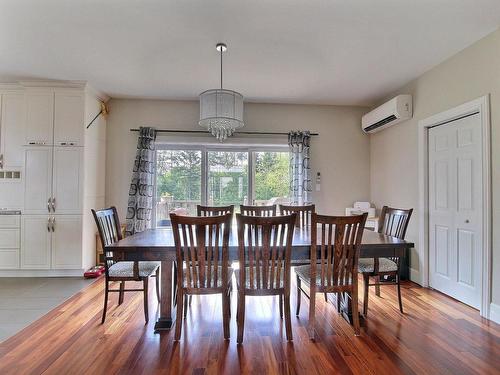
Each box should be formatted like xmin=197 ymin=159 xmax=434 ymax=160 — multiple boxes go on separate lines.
xmin=171 ymin=213 xmax=231 ymax=291
xmin=197 ymin=205 xmax=234 ymax=217
xmin=240 ymin=204 xmax=277 ymax=217
xmin=378 ymin=206 xmax=413 ymax=240
xmin=92 ymin=207 xmax=124 ymax=275
xmin=311 ymin=213 xmax=367 ymax=289
xmin=279 ymin=204 xmax=315 ymax=228
xmin=236 ymin=213 xmax=296 ymax=292
xmin=378 ymin=206 xmax=413 ymax=264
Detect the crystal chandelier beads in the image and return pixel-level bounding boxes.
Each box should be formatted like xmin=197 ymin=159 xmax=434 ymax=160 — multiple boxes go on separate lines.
xmin=199 ymin=43 xmax=244 ymax=142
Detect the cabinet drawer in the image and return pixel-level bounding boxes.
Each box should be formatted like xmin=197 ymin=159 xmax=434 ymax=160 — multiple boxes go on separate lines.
xmin=0 ymin=229 xmax=20 ymax=248
xmin=0 ymin=215 xmax=20 ymax=228
xmin=0 ymin=249 xmax=20 ymax=269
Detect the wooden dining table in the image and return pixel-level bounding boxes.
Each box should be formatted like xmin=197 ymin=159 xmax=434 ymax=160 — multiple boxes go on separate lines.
xmin=107 ymin=226 xmax=414 ymax=333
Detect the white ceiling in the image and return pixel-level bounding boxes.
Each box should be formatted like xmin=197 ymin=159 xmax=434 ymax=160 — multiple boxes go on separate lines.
xmin=1 ymin=0 xmax=499 ymax=105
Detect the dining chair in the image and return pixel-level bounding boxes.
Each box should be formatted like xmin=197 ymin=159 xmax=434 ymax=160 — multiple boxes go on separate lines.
xmin=240 ymin=204 xmax=276 ymax=217
xmin=235 ymin=213 xmax=296 ymax=343
xmin=92 ymin=207 xmax=160 ymax=324
xmin=170 ymin=213 xmax=232 ymax=340
xmin=359 ymin=206 xmax=413 ymax=315
xmin=197 ymin=204 xmax=234 ymax=217
xmin=279 ymin=204 xmax=315 ymax=228
xmin=295 ymin=213 xmax=367 ymax=338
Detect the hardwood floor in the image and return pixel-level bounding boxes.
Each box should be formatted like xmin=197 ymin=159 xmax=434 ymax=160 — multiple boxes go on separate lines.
xmin=0 ymin=274 xmax=499 ymax=375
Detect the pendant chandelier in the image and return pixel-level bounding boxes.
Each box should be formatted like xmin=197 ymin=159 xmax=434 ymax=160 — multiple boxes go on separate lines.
xmin=199 ymin=43 xmax=244 ymax=141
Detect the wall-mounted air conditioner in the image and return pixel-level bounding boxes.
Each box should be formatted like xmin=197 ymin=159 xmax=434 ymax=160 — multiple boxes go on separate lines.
xmin=362 ymin=94 xmax=412 ymax=133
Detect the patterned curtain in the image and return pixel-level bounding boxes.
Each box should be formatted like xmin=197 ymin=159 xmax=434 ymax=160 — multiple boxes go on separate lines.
xmin=288 ymin=130 xmax=312 ymax=205
xmin=125 ymin=127 xmax=156 ymax=236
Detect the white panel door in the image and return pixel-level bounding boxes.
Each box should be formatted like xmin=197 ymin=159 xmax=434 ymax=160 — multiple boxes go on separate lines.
xmin=52 ymin=215 xmax=82 ymax=269
xmin=24 ymin=147 xmax=53 ymax=214
xmin=54 ymin=92 xmax=84 ymax=146
xmin=429 ymin=113 xmax=482 ymax=308
xmin=1 ymin=93 xmax=25 ymax=167
xmin=52 ymin=147 xmax=83 ymax=214
xmin=21 ymin=215 xmax=51 ymax=269
xmin=25 ymin=91 xmax=54 ymax=145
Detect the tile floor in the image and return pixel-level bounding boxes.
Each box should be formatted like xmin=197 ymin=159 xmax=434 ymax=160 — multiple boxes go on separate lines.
xmin=0 ymin=277 xmax=95 ymax=341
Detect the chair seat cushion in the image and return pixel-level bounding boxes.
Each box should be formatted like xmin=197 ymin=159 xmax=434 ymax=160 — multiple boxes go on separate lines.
xmin=294 ymin=264 xmax=352 ymax=285
xmin=182 ymin=266 xmax=233 ymax=289
xmin=108 ymin=261 xmax=160 ymax=278
xmin=235 ymin=267 xmax=284 ymax=289
xmin=358 ymin=258 xmax=398 ymax=273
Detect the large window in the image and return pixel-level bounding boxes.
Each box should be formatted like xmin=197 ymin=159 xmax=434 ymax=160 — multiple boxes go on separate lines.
xmin=208 ymin=151 xmax=248 ymax=208
xmin=155 ymin=146 xmax=290 ymax=227
xmin=155 ymin=149 xmax=202 ymax=224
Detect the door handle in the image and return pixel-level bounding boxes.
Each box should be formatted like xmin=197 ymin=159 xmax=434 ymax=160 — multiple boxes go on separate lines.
xmin=52 ymin=198 xmax=56 ymax=212
xmin=0 ymin=153 xmax=3 ymax=169
xmin=465 ymin=219 xmax=470 ymax=223
xmin=47 ymin=217 xmax=51 ymax=232
xmin=52 ymin=217 xmax=55 ymax=232
xmin=47 ymin=198 xmax=51 ymax=213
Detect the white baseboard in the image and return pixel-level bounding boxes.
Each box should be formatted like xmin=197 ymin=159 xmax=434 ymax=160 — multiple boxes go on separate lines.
xmin=0 ymin=269 xmax=83 ymax=277
xmin=409 ymin=267 xmax=423 ymax=286
xmin=490 ymin=303 xmax=500 ymax=324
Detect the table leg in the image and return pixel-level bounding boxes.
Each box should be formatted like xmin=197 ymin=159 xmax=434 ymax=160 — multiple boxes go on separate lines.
xmin=154 ymin=260 xmax=176 ymax=333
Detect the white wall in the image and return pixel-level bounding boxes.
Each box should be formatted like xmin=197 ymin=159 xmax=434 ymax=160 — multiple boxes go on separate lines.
xmin=370 ymin=28 xmax=500 ymax=305
xmin=105 ymin=100 xmax=370 ymax=219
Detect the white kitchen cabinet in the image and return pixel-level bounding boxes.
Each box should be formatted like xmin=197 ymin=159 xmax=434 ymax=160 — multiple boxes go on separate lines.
xmin=0 ymin=80 xmax=107 ymax=273
xmin=24 ymin=146 xmax=83 ymax=215
xmin=21 ymin=215 xmax=51 ymax=269
xmin=54 ymin=92 xmax=84 ymax=146
xmin=24 ymin=147 xmax=53 ymax=214
xmin=0 ymin=214 xmax=20 ymax=269
xmin=52 ymin=147 xmax=83 ymax=214
xmin=52 ymin=215 xmax=82 ymax=269
xmin=0 ymin=93 xmax=25 ymax=167
xmin=25 ymin=91 xmax=54 ymax=145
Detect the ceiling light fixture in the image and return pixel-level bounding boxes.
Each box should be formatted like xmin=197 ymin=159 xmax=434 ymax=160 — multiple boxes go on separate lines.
xmin=199 ymin=43 xmax=244 ymax=142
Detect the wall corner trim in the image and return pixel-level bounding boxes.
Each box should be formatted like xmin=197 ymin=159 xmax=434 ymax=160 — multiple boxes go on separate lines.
xmin=489 ymin=303 xmax=500 ymax=324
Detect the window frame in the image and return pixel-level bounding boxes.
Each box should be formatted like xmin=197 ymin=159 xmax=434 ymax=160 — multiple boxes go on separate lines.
xmin=154 ymin=143 xmax=289 ymax=227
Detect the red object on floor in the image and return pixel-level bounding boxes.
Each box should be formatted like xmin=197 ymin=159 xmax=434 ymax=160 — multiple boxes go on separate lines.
xmin=84 ymin=265 xmax=105 ymax=278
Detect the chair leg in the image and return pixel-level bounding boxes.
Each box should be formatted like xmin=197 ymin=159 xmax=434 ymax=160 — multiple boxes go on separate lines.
xmin=118 ymin=281 xmax=125 ymax=305
xmin=101 ymin=280 xmax=109 ymax=324
xmin=155 ymin=268 xmax=160 ymax=303
xmin=222 ymin=290 xmax=230 ymax=340
xmin=336 ymin=292 xmax=341 ymax=313
xmin=308 ymin=288 xmax=316 ymax=340
xmin=324 ymin=293 xmax=328 ymax=302
xmin=296 ymin=275 xmax=301 ymax=316
xmin=374 ymin=275 xmax=381 ymax=297
xmin=183 ymin=293 xmax=188 ymax=318
xmin=237 ymin=291 xmax=245 ymax=344
xmin=363 ymin=273 xmax=369 ymax=316
xmin=397 ymin=274 xmax=404 ymax=313
xmin=352 ymin=289 xmax=360 ymax=336
xmin=279 ymin=294 xmax=283 ymax=319
xmin=143 ymin=278 xmax=149 ymax=324
xmin=189 ymin=295 xmax=192 ymax=306
xmin=175 ymin=289 xmax=184 ymax=341
xmin=284 ymin=294 xmax=293 ymax=341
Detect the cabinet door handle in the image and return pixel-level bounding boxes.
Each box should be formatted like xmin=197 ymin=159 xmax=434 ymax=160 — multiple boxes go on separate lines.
xmin=0 ymin=154 xmax=3 ymax=169
xmin=47 ymin=198 xmax=51 ymax=213
xmin=52 ymin=217 xmax=55 ymax=232
xmin=52 ymin=197 xmax=56 ymax=212
xmin=47 ymin=217 xmax=51 ymax=232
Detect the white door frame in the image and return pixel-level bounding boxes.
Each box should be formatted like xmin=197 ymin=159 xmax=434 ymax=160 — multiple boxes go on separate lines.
xmin=418 ymin=95 xmax=491 ymax=318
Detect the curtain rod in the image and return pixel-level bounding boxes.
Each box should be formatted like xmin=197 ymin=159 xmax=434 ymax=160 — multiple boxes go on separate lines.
xmin=129 ymin=129 xmax=319 ymax=136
